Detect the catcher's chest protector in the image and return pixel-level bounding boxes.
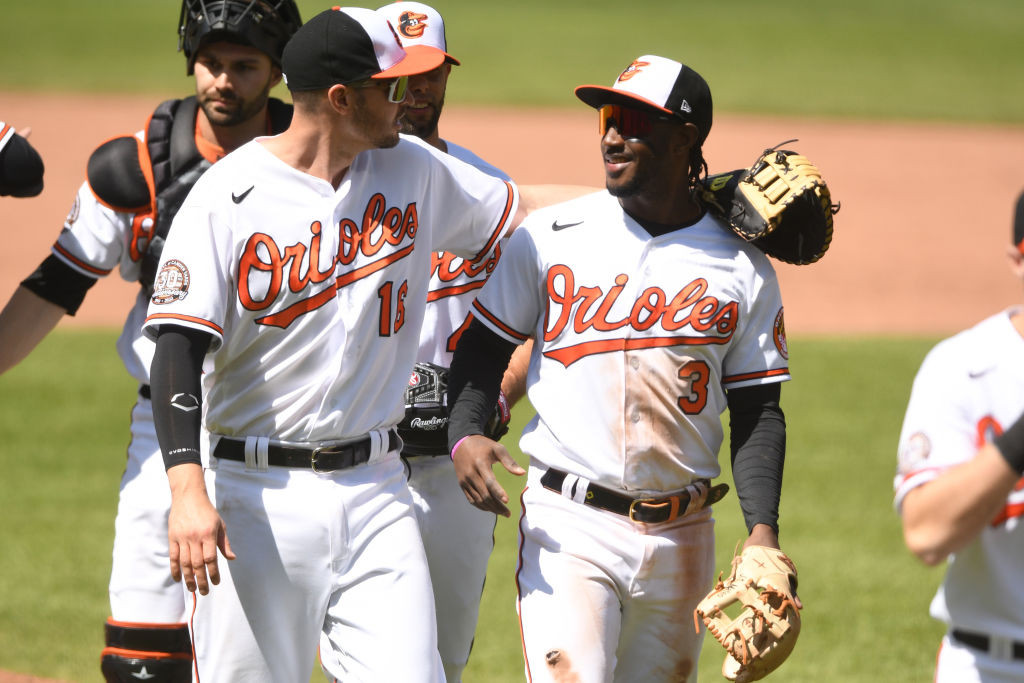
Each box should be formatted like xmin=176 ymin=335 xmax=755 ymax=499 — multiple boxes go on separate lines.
xmin=139 ymin=97 xmax=294 ymax=290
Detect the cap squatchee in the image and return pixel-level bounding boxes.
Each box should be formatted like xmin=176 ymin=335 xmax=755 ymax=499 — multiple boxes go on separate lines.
xmin=575 ymin=55 xmax=713 ymax=144
xmin=375 ymin=1 xmax=460 ymax=65
xmin=281 ymin=6 xmax=445 ymax=91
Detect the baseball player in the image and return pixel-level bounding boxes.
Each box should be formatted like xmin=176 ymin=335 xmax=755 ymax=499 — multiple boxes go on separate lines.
xmin=141 ymin=7 xmax=565 ymax=681
xmin=895 ymin=191 xmax=1024 ymax=683
xmin=0 ymin=2 xmax=301 ymax=680
xmin=447 ymin=55 xmax=795 ymax=681
xmin=0 ymin=121 xmax=44 ymax=197
xmin=372 ymin=3 xmax=532 ymax=679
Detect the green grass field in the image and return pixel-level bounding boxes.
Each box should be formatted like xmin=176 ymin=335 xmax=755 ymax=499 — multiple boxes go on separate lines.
xmin=0 ymin=330 xmax=948 ymax=681
xmin=1 ymin=0 xmax=1017 ymax=680
xmin=1 ymin=0 xmax=1023 ymax=123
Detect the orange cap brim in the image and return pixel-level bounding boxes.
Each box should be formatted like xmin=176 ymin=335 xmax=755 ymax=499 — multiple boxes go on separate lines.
xmin=375 ymin=45 xmax=446 ymax=79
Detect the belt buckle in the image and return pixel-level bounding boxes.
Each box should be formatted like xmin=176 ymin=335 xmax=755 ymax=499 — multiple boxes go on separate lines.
xmin=310 ymin=445 xmax=344 ymax=473
xmin=628 ymin=497 xmax=657 ymax=522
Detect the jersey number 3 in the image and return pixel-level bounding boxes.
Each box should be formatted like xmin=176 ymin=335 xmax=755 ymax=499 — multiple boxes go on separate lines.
xmin=678 ymin=360 xmax=710 ymax=414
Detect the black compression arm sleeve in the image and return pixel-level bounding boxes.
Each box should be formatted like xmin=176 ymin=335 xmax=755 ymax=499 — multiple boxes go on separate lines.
xmin=151 ymin=325 xmax=212 ymax=470
xmin=20 ymin=254 xmax=98 ymax=315
xmin=727 ymin=383 xmax=787 ymax=534
xmin=448 ymin=317 xmax=517 ymax=453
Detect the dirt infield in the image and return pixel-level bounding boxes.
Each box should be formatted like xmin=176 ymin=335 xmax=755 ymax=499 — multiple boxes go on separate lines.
xmin=3 ymin=92 xmax=1024 ymax=339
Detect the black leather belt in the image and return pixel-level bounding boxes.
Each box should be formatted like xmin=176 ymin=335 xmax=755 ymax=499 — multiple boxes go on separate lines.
xmin=540 ymin=468 xmax=728 ymax=524
xmin=214 ymin=431 xmax=399 ymax=473
xmin=952 ymin=629 xmax=1024 ymax=660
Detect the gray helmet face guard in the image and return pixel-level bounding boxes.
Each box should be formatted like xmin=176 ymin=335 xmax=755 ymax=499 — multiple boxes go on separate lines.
xmin=178 ymin=0 xmax=302 ymax=74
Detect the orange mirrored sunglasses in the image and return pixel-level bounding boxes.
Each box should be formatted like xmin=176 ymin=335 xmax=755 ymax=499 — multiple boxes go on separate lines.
xmin=598 ymin=104 xmax=674 ymax=139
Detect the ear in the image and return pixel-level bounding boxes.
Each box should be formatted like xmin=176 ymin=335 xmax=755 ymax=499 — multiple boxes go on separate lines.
xmin=671 ymin=122 xmax=700 ymax=158
xmin=327 ymin=84 xmax=355 ymax=115
xmin=269 ymin=66 xmax=283 ymax=89
xmin=1008 ymin=244 xmax=1024 ymax=280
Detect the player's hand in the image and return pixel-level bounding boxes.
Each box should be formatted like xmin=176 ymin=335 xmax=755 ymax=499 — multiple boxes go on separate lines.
xmin=452 ymin=434 xmax=525 ymax=518
xmin=166 ymin=463 xmax=235 ymax=595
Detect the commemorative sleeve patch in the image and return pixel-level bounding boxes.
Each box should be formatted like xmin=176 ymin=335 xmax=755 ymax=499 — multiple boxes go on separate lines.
xmin=65 ymin=194 xmax=81 ymax=226
xmin=773 ymin=307 xmax=788 ymax=360
xmin=151 ymin=259 xmax=190 ymax=304
xmin=898 ymin=432 xmax=932 ymax=475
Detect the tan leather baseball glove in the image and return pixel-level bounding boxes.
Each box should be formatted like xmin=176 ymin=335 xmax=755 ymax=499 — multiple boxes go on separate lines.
xmin=701 ymin=141 xmax=839 ymax=265
xmin=694 ymin=545 xmax=801 ymax=682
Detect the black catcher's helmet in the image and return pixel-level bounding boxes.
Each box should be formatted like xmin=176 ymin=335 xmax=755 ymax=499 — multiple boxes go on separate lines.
xmin=178 ymin=0 xmax=302 ymax=74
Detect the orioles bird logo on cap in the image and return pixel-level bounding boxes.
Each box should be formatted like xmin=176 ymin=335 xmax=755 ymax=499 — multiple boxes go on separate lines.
xmin=398 ymin=11 xmax=428 ymax=38
xmin=617 ymin=60 xmax=649 ymax=82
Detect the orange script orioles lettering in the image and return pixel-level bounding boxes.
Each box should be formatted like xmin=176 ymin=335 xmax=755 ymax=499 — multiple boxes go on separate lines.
xmin=426 ymin=245 xmax=501 ymax=302
xmin=542 ymin=265 xmax=739 ymax=367
xmin=238 ymin=194 xmax=418 ymax=325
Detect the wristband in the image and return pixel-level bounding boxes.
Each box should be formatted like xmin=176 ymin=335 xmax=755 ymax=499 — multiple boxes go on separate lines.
xmin=994 ymin=412 xmax=1024 ymax=475
xmin=450 ymin=435 xmax=471 ymax=462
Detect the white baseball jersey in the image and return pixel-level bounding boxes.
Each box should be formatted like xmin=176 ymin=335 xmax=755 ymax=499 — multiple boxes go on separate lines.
xmin=404 ymin=139 xmax=509 ymax=681
xmin=0 ymin=122 xmax=15 ymax=153
xmin=51 ymin=130 xmax=153 ymax=383
xmin=472 ymin=190 xmax=790 ymax=493
xmin=475 ymin=190 xmax=788 ymax=682
xmin=142 ymin=133 xmax=518 ymax=446
xmin=46 ymin=127 xmax=221 ymax=631
xmin=416 ymin=140 xmax=510 ymax=366
xmin=895 ymin=309 xmax=1024 ymax=639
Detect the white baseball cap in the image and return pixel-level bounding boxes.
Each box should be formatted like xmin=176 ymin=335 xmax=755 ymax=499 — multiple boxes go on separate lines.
xmin=376 ymin=2 xmax=460 ymax=66
xmin=575 ymin=55 xmax=713 ymax=144
xmin=281 ymin=7 xmax=444 ymax=91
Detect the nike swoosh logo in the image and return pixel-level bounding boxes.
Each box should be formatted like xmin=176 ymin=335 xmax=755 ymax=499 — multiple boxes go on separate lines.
xmin=968 ymin=368 xmax=992 ymax=379
xmin=552 ymin=219 xmax=583 ymax=231
xmin=232 ymin=185 xmax=254 ymax=204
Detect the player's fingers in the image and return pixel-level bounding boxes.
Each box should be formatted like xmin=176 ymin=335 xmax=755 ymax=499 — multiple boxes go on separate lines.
xmin=495 ymin=447 xmax=525 ymax=476
xmin=178 ymin=543 xmax=197 ymax=593
xmin=219 ymin=525 xmax=236 ymax=561
xmin=189 ymin=541 xmax=211 ymax=595
xmin=203 ymin=541 xmax=222 ymax=587
xmin=483 ymin=476 xmax=511 ymax=518
xmin=460 ymin=472 xmax=488 ymax=507
xmin=169 ymin=540 xmax=182 ymax=583
xmin=19 ymin=127 xmax=31 ymax=139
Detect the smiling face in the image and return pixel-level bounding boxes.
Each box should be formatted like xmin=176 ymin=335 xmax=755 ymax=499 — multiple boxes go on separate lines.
xmin=400 ymin=63 xmax=451 ymax=143
xmin=602 ymin=111 xmax=683 ymax=197
xmin=193 ymin=41 xmax=281 ymax=128
xmin=598 ymin=104 xmax=700 ymax=223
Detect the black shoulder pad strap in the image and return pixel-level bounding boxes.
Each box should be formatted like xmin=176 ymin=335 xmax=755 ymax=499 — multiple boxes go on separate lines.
xmin=267 ymin=97 xmax=293 ymax=134
xmin=145 ymin=98 xmax=179 ymax=194
xmin=167 ymin=96 xmax=202 ymax=181
xmin=86 ymin=136 xmax=151 ymax=211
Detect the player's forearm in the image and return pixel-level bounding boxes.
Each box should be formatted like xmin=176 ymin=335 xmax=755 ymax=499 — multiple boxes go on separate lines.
xmin=151 ymin=325 xmax=211 ymax=470
xmin=902 ymin=440 xmax=1021 ymax=565
xmin=728 ymin=383 xmax=786 ymax=534
xmin=448 ymin=318 xmax=515 ymax=452
xmin=500 ymin=338 xmax=532 ymax=407
xmin=166 ymin=462 xmax=208 ymax=498
xmin=0 ymin=286 xmax=66 ymax=375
